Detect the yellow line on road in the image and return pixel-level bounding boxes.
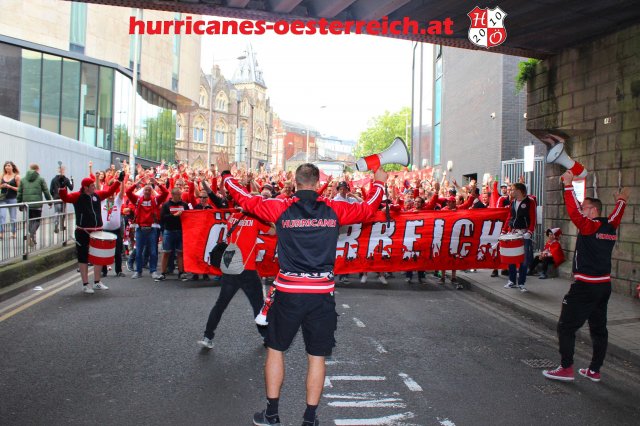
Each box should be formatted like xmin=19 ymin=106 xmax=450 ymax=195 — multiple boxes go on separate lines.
xmin=0 ymin=274 xmax=78 ymax=316
xmin=0 ymin=279 xmax=78 ymax=323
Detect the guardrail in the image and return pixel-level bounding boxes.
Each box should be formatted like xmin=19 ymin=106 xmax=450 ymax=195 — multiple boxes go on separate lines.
xmin=0 ymin=200 xmax=76 ymax=264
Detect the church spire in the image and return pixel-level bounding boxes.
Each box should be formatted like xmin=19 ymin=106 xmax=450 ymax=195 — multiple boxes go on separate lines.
xmin=231 ymin=43 xmax=267 ymax=88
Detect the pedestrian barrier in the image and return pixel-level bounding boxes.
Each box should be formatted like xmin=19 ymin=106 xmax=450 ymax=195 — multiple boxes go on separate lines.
xmin=0 ymin=200 xmax=75 ymax=264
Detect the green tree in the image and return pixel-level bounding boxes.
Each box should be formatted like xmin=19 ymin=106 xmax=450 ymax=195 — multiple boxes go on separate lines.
xmin=354 ymin=107 xmax=411 ymax=171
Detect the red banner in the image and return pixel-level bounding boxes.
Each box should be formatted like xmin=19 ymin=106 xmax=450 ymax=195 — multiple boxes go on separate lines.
xmin=182 ymin=208 xmax=510 ymax=276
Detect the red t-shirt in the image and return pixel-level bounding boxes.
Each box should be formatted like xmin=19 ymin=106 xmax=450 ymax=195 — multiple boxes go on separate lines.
xmin=227 ymin=212 xmax=271 ymax=271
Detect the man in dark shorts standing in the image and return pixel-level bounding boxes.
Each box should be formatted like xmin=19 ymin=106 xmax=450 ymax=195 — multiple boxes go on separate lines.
xmin=543 ymin=170 xmax=629 ymax=382
xmin=217 ymin=153 xmax=386 ymax=426
xmin=59 ymin=172 xmax=123 ymax=294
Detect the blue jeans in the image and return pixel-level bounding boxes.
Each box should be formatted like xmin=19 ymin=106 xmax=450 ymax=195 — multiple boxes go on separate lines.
xmin=135 ymin=227 xmax=158 ymax=274
xmin=509 ymin=238 xmax=533 ymax=286
xmin=0 ymin=198 xmax=18 ymax=233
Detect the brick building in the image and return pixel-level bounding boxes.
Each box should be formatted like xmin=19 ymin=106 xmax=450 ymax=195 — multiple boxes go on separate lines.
xmin=526 ymin=23 xmax=640 ymax=296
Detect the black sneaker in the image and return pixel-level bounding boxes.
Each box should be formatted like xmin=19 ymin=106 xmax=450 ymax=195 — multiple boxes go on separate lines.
xmin=253 ymin=410 xmax=281 ymax=425
xmin=490 ymin=270 xmax=499 ymax=277
xmin=302 ymin=417 xmax=319 ymax=426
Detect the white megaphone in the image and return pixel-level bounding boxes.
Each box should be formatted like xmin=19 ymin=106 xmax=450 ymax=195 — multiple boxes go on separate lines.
xmin=546 ymin=143 xmax=587 ymax=178
xmin=355 ymin=137 xmax=410 ymax=171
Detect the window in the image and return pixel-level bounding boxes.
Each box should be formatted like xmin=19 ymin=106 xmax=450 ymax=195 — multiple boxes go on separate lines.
xmin=199 ymin=87 xmax=207 ymax=107
xmin=20 ymin=49 xmax=42 ymax=127
xmin=193 ymin=116 xmax=205 ymax=142
xmin=176 ymin=115 xmax=183 ymax=140
xmin=61 ymin=58 xmax=81 ymax=139
xmin=433 ymin=55 xmax=443 ymax=166
xmin=79 ymin=62 xmax=99 ymax=146
xmin=215 ymin=91 xmax=228 ymax=112
xmin=40 ymin=54 xmax=62 ymax=133
xmin=69 ymin=2 xmax=87 ymax=53
xmin=240 ymin=99 xmax=249 ymax=116
xmin=129 ymin=9 xmax=142 ymax=70
xmin=0 ymin=42 xmax=21 ymax=120
xmin=97 ymin=67 xmax=114 ymax=149
xmin=172 ymin=13 xmax=181 ymax=92
xmin=235 ymin=126 xmax=246 ymax=162
xmin=215 ymin=118 xmax=227 ymax=146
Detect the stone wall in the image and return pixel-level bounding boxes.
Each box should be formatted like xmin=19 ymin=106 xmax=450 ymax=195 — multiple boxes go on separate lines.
xmin=526 ymin=24 xmax=640 ymax=297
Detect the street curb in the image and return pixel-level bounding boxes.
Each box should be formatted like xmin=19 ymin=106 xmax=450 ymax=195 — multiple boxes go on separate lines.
xmin=457 ymin=274 xmax=640 ymax=367
xmin=0 ymin=259 xmax=78 ymax=303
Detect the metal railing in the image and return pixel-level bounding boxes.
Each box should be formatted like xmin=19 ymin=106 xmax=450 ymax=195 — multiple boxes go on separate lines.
xmin=0 ymin=200 xmax=76 ymax=264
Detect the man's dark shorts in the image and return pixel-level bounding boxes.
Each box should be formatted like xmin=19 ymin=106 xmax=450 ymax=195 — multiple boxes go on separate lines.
xmin=265 ymin=291 xmax=337 ymax=357
xmin=75 ymin=229 xmax=90 ymax=263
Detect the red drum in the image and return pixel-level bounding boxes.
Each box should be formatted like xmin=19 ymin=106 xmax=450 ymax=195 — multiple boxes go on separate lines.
xmin=88 ymin=231 xmax=117 ymax=266
xmin=499 ymin=234 xmax=525 ymax=265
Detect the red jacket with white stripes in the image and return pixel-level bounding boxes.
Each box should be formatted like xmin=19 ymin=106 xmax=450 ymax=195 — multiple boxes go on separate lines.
xmin=223 ymin=173 xmax=385 ymax=293
xmin=564 ymin=186 xmax=626 ymax=283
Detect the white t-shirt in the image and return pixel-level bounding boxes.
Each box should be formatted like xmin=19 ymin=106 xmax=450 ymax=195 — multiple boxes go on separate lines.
xmin=101 ymin=197 xmax=123 ymax=231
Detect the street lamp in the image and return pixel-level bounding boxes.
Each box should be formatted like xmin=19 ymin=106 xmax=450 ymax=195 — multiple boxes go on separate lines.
xmin=207 ymin=54 xmax=246 ymax=167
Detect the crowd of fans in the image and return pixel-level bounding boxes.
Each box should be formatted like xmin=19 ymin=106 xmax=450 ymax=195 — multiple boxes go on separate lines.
xmin=1 ymin=158 xmax=563 ymax=288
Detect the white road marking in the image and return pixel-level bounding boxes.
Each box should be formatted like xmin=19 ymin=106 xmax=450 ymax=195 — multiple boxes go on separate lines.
xmin=342 ymin=304 xmax=350 ymax=309
xmin=334 ymin=412 xmax=416 ymax=425
xmin=325 ymin=392 xmax=399 ymax=399
xmin=438 ymin=418 xmax=457 ymax=426
xmin=324 ymin=375 xmax=386 ymax=388
xmin=329 ymin=398 xmax=406 ymax=408
xmin=353 ymin=317 xmax=366 ymax=327
xmin=398 ymin=373 xmax=423 ymax=391
xmin=370 ymin=338 xmax=388 ymax=353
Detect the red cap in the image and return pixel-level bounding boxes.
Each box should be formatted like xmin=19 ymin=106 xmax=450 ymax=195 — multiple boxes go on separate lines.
xmin=81 ymin=177 xmax=95 ymax=188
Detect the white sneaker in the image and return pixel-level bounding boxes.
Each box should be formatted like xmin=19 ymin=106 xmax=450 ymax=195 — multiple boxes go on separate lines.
xmin=519 ymin=285 xmax=528 ymax=292
xmin=83 ymin=285 xmax=95 ymax=294
xmin=360 ymin=275 xmax=368 ymax=284
xmin=197 ymin=337 xmax=214 ymax=349
xmin=93 ymin=282 xmax=109 ymax=290
xmin=131 ymin=272 xmax=141 ymax=279
xmin=378 ymin=275 xmax=388 ymax=285
xmin=504 ymin=281 xmax=517 ymax=288
xmin=151 ymin=271 xmax=163 ymax=280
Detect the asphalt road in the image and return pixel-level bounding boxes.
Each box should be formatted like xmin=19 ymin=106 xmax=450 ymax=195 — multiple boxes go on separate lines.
xmin=1 ymin=270 xmax=639 ymax=426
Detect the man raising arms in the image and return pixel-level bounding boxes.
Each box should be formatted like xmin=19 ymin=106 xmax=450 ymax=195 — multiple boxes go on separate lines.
xmin=543 ymin=170 xmax=629 ymax=382
xmin=218 ymin=153 xmax=386 ymax=426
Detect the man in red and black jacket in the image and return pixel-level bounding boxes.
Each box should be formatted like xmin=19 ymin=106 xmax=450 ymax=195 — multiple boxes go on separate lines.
xmin=218 ymin=154 xmax=386 ymax=426
xmin=502 ymin=182 xmax=537 ymax=291
xmin=59 ymin=173 xmax=122 ymax=294
xmin=543 ymin=170 xmax=629 ymax=383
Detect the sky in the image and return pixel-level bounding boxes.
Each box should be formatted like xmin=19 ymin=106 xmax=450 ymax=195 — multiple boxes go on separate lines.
xmin=201 ymin=30 xmax=414 ymax=141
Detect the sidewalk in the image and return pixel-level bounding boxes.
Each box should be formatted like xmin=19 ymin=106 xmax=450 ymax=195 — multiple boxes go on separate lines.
xmin=457 ymin=270 xmax=640 ymax=366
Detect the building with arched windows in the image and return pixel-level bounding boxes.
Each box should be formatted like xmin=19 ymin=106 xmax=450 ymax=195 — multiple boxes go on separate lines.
xmin=177 ymin=44 xmax=273 ymax=169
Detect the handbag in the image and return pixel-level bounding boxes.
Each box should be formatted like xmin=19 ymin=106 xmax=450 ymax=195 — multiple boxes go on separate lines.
xmin=209 ymin=214 xmax=245 ymax=268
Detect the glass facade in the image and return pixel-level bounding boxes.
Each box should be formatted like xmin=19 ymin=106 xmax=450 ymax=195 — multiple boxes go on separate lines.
xmin=69 ymin=2 xmax=87 ymax=53
xmin=433 ymin=46 xmax=443 ymax=166
xmin=1 ymin=40 xmax=176 ymax=164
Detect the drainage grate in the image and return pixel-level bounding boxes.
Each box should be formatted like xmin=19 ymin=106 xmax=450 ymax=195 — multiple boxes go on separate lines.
xmin=533 ymin=384 xmax=567 ymax=395
xmin=521 ymin=359 xmax=557 ymax=368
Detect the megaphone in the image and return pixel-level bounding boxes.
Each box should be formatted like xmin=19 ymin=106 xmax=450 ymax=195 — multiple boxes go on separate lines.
xmin=546 ymin=143 xmax=587 ymax=178
xmin=355 ymin=137 xmax=410 ymax=172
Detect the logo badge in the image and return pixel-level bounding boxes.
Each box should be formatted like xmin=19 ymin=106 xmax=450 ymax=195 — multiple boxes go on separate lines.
xmin=468 ymin=6 xmax=507 ymax=48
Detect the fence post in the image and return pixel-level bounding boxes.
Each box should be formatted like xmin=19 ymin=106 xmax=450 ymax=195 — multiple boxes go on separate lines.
xmin=22 ymin=203 xmax=29 ymax=260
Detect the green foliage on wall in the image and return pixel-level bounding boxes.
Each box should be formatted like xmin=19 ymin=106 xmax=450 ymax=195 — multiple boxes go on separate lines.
xmin=515 ymin=58 xmax=540 ymax=92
